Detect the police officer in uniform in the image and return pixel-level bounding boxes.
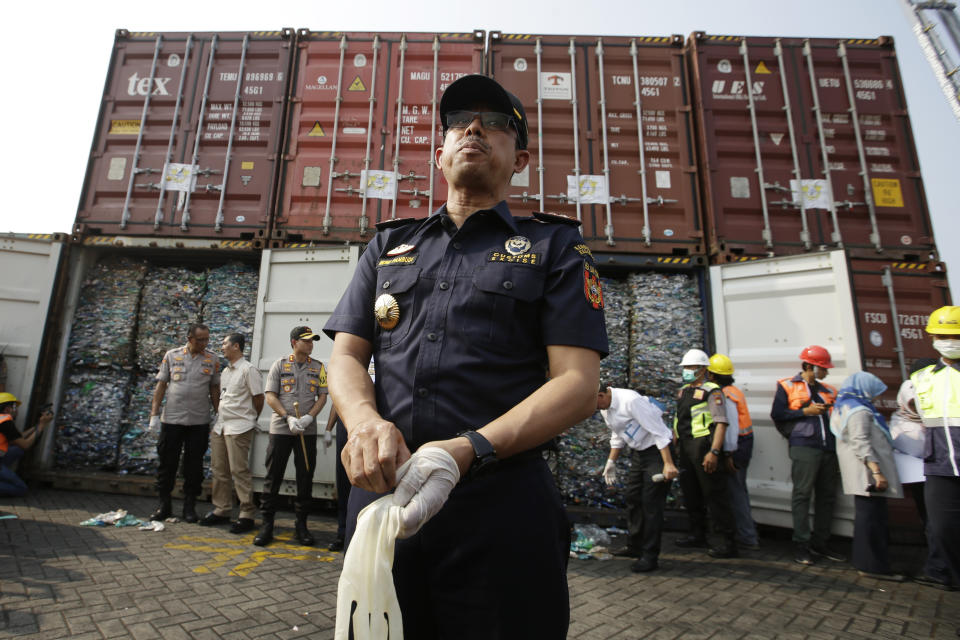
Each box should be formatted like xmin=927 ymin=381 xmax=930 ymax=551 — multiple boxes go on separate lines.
xmin=673 ymin=348 xmax=737 ymax=558
xmin=149 ymin=324 xmax=220 ymax=522
xmin=905 ymin=306 xmax=960 ymax=589
xmin=324 ymin=74 xmax=607 ymax=639
xmin=256 ymin=326 xmax=328 ymax=546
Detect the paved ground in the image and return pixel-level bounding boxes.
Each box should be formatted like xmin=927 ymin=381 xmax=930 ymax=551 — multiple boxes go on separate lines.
xmin=1 ymin=489 xmax=959 ymax=639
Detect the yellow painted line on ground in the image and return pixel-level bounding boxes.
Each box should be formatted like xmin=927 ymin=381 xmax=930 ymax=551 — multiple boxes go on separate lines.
xmin=165 ymin=534 xmax=339 ymax=577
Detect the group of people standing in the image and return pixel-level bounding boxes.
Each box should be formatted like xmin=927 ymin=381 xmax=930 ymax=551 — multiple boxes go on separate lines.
xmin=146 ymin=323 xmax=334 ymax=547
xmin=599 ymin=304 xmax=960 ymax=592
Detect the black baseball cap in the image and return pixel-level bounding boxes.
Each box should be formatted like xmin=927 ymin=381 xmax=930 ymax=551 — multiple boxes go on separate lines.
xmin=439 ymin=74 xmax=528 ymax=150
xmin=291 ymin=326 xmax=321 ymax=341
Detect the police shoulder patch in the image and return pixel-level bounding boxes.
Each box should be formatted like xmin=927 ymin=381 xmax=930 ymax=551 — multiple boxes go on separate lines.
xmin=533 ymin=211 xmax=581 ymax=226
xmin=374 ymin=216 xmax=426 ymax=231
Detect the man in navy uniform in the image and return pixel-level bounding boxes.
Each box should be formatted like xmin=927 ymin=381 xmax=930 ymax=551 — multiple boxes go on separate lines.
xmin=324 ymin=74 xmax=608 ymax=639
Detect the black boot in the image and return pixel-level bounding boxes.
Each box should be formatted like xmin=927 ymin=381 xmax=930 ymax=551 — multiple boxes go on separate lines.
xmin=182 ymin=496 xmax=199 ymax=524
xmin=150 ymin=495 xmax=172 ymax=521
xmin=294 ymin=514 xmax=315 ymax=546
xmin=253 ymin=514 xmax=274 ymax=547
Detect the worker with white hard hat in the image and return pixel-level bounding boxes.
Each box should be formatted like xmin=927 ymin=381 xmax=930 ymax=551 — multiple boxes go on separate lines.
xmin=672 ymin=348 xmax=737 ymax=558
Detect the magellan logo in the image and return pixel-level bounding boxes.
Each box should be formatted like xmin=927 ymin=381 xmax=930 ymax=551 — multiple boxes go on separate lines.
xmin=127 ymin=72 xmax=172 ymax=96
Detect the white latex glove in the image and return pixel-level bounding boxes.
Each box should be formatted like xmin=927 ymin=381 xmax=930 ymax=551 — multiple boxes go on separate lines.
xmin=288 ymin=415 xmax=305 ymax=434
xmin=602 ymin=458 xmax=617 ymax=486
xmin=392 ymin=447 xmax=460 ymax=539
xmin=297 ymin=414 xmax=314 ymax=430
xmin=322 ymin=429 xmax=333 ymax=449
xmin=149 ymin=415 xmax=161 ymax=429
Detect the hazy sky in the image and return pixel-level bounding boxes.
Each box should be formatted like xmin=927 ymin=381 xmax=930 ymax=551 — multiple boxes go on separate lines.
xmin=2 ymin=0 xmax=956 ymax=300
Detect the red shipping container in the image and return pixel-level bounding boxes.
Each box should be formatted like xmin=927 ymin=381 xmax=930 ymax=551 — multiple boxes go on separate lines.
xmin=848 ymin=256 xmax=951 ymax=414
xmin=688 ymin=33 xmax=937 ymax=262
xmin=488 ymin=32 xmax=705 ymax=256
xmin=75 ymin=30 xmax=295 ymax=241
xmin=273 ymin=30 xmax=485 ymax=243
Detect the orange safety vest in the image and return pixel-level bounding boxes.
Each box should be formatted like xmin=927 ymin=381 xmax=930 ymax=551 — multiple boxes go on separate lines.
xmin=777 ymin=377 xmax=837 ymax=412
xmin=0 ymin=414 xmax=13 ymax=453
xmin=722 ymin=385 xmax=753 ymax=436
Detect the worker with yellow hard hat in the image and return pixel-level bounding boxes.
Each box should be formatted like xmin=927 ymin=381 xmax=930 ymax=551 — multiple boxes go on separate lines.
xmin=0 ymin=392 xmax=54 ymax=497
xmin=904 ymin=306 xmax=960 ymax=590
xmin=706 ymin=354 xmax=759 ymax=550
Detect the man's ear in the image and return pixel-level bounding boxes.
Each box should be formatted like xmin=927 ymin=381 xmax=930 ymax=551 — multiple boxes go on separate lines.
xmin=513 ymin=149 xmax=530 ymax=174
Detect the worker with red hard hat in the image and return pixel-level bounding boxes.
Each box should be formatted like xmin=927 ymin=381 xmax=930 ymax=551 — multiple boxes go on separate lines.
xmin=771 ymin=345 xmax=845 ymax=567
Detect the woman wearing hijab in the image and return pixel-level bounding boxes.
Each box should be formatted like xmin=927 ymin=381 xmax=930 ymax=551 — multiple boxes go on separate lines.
xmin=833 ymin=371 xmax=905 ymax=581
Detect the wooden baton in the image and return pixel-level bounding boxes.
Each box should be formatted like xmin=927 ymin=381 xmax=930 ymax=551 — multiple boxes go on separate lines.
xmin=293 ymin=401 xmax=311 ymax=472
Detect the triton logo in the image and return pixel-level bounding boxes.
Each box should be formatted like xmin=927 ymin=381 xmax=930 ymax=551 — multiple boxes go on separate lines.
xmin=127 ymin=73 xmax=171 ymax=96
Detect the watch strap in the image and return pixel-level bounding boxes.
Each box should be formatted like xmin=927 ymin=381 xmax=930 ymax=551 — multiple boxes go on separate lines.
xmin=457 ymin=430 xmax=497 ymax=479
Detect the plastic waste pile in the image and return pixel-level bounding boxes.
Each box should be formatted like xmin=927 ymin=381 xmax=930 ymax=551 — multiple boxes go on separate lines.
xmin=569 ymin=523 xmax=613 ymax=560
xmin=80 ymin=509 xmax=141 ymax=527
xmin=203 ymin=262 xmax=259 ymax=361
xmin=57 ymin=368 xmax=131 ymax=469
xmin=136 ymin=266 xmax=206 ymax=371
xmin=118 ymin=373 xmax=159 ymax=474
xmin=67 ymin=256 xmax=147 ymax=368
xmin=553 ymin=271 xmax=704 ymax=510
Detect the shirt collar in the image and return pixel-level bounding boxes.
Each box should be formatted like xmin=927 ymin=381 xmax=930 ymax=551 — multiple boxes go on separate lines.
xmin=227 ymin=357 xmax=246 ymax=369
xmin=933 ymin=359 xmax=960 ymax=373
xmin=428 ymin=201 xmax=519 ymax=234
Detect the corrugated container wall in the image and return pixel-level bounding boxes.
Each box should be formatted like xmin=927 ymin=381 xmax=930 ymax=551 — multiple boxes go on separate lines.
xmin=848 ymin=257 xmax=951 ymax=413
xmin=74 ymin=30 xmax=295 ymax=241
xmin=488 ymin=33 xmax=705 ymax=256
xmin=688 ymin=33 xmax=936 ymax=262
xmin=272 ymin=30 xmax=485 ymax=243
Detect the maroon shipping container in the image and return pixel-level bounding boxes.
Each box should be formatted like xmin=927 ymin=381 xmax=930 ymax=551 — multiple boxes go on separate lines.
xmin=272 ymin=30 xmax=485 ymax=243
xmin=688 ymin=33 xmax=937 ymax=262
xmin=488 ymin=32 xmax=705 ymax=256
xmin=75 ymin=29 xmax=295 ymax=241
xmin=849 ymin=256 xmax=951 ymax=414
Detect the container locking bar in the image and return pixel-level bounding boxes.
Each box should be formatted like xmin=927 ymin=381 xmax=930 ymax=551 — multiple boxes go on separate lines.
xmin=155 ymin=35 xmax=193 ymax=230
xmin=740 ymin=39 xmax=774 ymax=250
xmin=182 ymin=34 xmax=219 ymax=232
xmin=630 ymin=39 xmax=652 ymax=246
xmin=596 ymin=38 xmax=615 ymax=246
xmin=882 ymin=265 xmax=908 ymax=381
xmin=322 ymin=35 xmax=348 ymax=235
xmin=426 ymin=35 xmax=440 ymax=217
xmin=358 ymin=35 xmax=381 ymax=236
xmin=389 ymin=34 xmax=409 ymax=220
xmin=774 ymin=39 xmax=812 ymax=251
xmin=121 ymin=35 xmax=163 ymax=230
xmin=803 ymin=39 xmax=844 ymax=248
xmin=214 ymin=33 xmax=249 ymax=233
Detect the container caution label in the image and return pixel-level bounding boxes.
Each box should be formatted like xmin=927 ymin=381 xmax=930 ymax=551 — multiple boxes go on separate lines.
xmin=871 ymin=178 xmax=904 ymax=207
xmin=349 ymin=76 xmax=366 ymax=91
xmin=309 ymin=122 xmax=325 ymax=137
xmin=110 ymin=120 xmax=141 ymax=134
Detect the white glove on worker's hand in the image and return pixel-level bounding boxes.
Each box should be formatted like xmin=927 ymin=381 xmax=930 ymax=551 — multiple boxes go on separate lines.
xmin=288 ymin=415 xmax=305 ymax=434
xmin=322 ymin=429 xmax=333 ymax=449
xmin=602 ymin=458 xmax=617 ymax=486
xmin=210 ymin=412 xmax=219 ymax=428
xmin=297 ymin=414 xmax=314 ymax=430
xmin=149 ymin=415 xmax=161 ymax=430
xmin=392 ymin=447 xmax=460 ymax=539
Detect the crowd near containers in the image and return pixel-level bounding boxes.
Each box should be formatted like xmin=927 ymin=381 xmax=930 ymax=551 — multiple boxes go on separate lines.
xmin=2 ymin=28 xmax=951 ymax=532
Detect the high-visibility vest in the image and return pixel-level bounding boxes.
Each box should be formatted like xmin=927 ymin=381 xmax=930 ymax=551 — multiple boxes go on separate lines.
xmin=674 ymin=381 xmax=721 ymax=439
xmin=911 ymin=364 xmax=960 ymax=429
xmin=0 ymin=414 xmax=12 ymax=453
xmin=723 ymin=385 xmax=753 ymax=436
xmin=777 ymin=377 xmax=837 ymax=411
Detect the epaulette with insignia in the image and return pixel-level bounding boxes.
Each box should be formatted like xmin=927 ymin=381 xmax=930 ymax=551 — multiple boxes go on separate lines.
xmin=375 ymin=216 xmax=426 ymax=231
xmin=531 ymin=211 xmax=581 ymax=226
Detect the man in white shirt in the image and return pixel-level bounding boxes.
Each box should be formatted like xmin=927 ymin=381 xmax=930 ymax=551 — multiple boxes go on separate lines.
xmin=201 ymin=333 xmax=264 ymax=533
xmin=599 ymin=385 xmax=679 ymax=572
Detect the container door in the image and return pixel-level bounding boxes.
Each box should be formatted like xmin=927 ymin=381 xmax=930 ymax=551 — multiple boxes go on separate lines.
xmin=248 ymin=245 xmax=360 ymax=498
xmin=274 ymin=31 xmax=485 ymax=243
xmin=0 ymin=236 xmax=65 ymax=431
xmin=709 ymin=250 xmax=861 ymax=535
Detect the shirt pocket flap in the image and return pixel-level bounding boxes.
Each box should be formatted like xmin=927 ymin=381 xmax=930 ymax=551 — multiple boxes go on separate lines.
xmin=473 ymin=265 xmax=544 ymax=301
xmin=377 ymin=266 xmax=420 ymax=295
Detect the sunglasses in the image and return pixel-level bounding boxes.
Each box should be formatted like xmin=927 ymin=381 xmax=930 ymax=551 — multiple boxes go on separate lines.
xmin=444 ymin=110 xmax=516 ymax=134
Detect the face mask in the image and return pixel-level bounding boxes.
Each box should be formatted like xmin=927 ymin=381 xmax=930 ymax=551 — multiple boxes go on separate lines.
xmin=681 ymin=369 xmax=697 ymax=383
xmin=933 ymin=339 xmax=960 ymax=359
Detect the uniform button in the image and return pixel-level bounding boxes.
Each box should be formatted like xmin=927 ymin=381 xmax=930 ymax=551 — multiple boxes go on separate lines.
xmin=427 ymin=333 xmax=438 ymax=341
xmin=503 ymin=280 xmax=514 ymax=290
xmin=439 ymin=281 xmax=449 ymax=290
xmin=382 ymin=281 xmax=391 ymax=289
xmin=453 ymin=242 xmax=462 ymax=250
xmin=417 ymin=387 xmax=429 ymax=398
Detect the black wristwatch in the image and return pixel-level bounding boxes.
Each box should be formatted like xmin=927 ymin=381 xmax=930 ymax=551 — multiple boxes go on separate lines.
xmin=710 ymin=448 xmax=722 ymax=457
xmin=457 ymin=430 xmax=498 ymax=480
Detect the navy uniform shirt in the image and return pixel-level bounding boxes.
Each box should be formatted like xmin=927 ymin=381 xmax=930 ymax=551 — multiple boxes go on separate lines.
xmin=323 ymin=201 xmax=608 ymax=449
